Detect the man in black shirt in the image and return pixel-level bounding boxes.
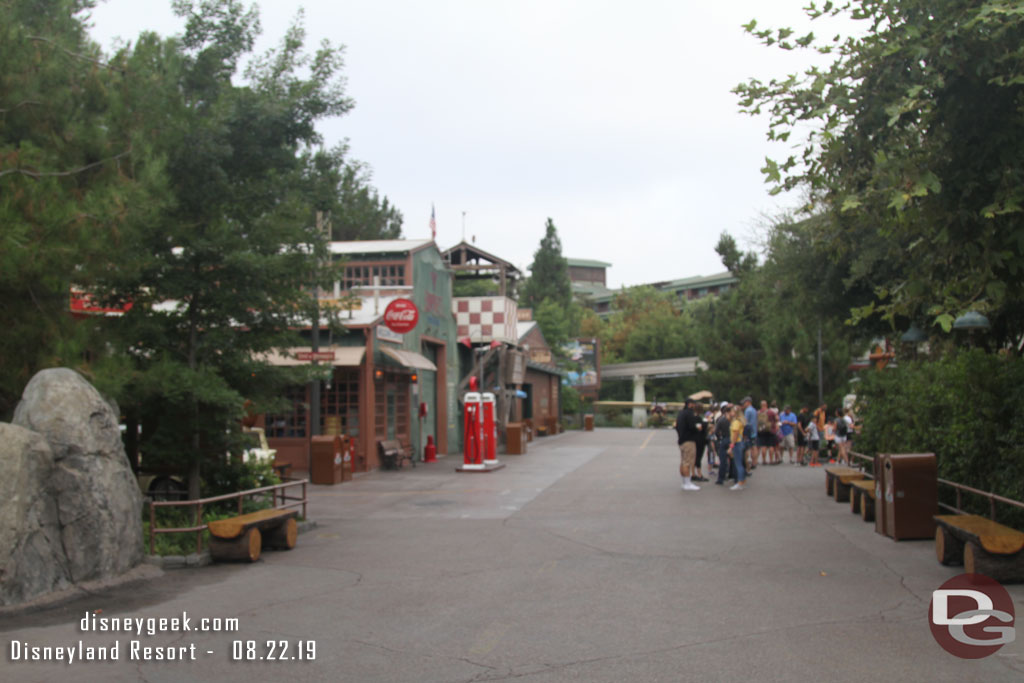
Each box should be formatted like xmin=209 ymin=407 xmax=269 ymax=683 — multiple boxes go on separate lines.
xmin=675 ymin=398 xmax=702 ymax=491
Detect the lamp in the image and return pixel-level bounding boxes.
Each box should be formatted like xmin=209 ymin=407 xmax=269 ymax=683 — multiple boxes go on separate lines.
xmin=900 ymin=325 xmax=927 ymax=343
xmin=952 ymin=311 xmax=990 ymax=330
xmin=374 ymin=368 xmax=384 ymax=382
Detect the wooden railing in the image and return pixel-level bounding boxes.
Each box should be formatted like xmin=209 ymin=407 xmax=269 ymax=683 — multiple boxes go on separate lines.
xmin=848 ymin=451 xmax=1024 ymax=522
xmin=148 ymin=478 xmax=308 ymax=556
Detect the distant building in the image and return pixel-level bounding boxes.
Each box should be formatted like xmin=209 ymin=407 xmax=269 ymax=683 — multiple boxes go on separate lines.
xmin=566 ymin=255 xmax=737 ymax=316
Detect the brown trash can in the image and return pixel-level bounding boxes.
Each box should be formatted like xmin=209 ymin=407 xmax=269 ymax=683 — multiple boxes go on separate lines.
xmin=882 ymin=453 xmax=938 ymax=540
xmin=506 ymin=423 xmax=526 ymax=455
xmin=584 ymin=414 xmax=594 ymax=431
xmin=873 ymin=454 xmax=888 ymax=537
xmin=311 ymin=435 xmax=343 ymax=485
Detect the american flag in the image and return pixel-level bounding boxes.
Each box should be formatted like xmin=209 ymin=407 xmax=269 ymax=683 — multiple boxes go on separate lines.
xmin=429 ymin=204 xmax=436 ymax=240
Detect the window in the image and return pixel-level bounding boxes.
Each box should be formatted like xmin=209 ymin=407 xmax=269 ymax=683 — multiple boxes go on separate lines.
xmin=265 ymin=386 xmax=308 ymax=438
xmin=343 ymin=262 xmax=406 ymax=289
xmin=321 ymin=368 xmax=360 ymax=436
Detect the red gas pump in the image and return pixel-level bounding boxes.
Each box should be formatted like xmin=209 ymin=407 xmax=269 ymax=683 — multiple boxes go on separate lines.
xmin=460 ymin=377 xmax=483 ymax=470
xmin=481 ymin=392 xmax=497 ymax=465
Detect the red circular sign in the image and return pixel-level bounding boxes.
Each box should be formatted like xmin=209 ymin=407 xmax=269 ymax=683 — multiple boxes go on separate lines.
xmin=383 ymin=298 xmax=419 ymax=334
xmin=929 ymin=573 xmax=1015 ymax=659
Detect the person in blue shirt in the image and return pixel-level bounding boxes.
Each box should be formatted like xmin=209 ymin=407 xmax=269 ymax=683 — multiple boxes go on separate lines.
xmin=742 ymin=396 xmax=758 ymax=475
xmin=779 ymin=405 xmax=799 ymax=464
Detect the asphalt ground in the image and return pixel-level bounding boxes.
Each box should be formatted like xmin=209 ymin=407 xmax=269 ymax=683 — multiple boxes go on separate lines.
xmin=2 ymin=427 xmax=1022 ymax=682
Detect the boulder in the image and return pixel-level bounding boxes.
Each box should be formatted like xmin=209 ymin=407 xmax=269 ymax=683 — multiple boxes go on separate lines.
xmin=0 ymin=424 xmax=72 ymax=605
xmin=12 ymin=368 xmax=143 ymax=587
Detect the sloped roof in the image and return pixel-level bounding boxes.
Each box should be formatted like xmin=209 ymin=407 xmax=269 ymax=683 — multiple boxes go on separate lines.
xmin=567 ymin=258 xmax=612 ymax=269
xmin=329 ymin=239 xmax=433 ymax=256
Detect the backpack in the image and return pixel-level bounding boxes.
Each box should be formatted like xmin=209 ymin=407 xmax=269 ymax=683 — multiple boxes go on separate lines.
xmin=757 ymin=411 xmax=770 ymax=433
xmin=835 ymin=417 xmax=848 ymax=437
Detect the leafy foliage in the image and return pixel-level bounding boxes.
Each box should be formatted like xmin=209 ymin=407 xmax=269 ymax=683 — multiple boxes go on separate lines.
xmin=853 ymin=350 xmax=1024 ymax=529
xmin=735 ymin=0 xmax=1024 ymax=346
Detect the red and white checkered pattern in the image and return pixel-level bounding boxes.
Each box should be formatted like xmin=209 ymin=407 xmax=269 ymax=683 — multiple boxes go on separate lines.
xmin=453 ymin=297 xmax=518 ymax=344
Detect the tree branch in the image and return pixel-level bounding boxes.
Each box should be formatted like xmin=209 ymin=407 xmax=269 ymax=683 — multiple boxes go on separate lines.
xmin=0 ymin=148 xmax=132 ymax=180
xmin=0 ymin=100 xmax=44 ymax=114
xmin=27 ymin=35 xmax=125 ymax=72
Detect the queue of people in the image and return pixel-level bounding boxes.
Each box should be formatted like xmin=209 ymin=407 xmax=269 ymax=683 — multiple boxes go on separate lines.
xmin=675 ymin=396 xmax=856 ymax=492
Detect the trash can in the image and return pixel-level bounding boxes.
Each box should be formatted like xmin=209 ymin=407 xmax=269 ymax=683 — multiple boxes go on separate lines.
xmin=882 ymin=453 xmax=938 ymax=540
xmin=311 ymin=435 xmax=343 ymax=485
xmin=873 ymin=454 xmax=887 ymax=537
xmin=506 ymin=423 xmax=526 ymax=455
xmin=584 ymin=414 xmax=594 ymax=431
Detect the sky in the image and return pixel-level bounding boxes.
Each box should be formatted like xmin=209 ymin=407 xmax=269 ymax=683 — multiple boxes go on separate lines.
xmin=87 ymin=0 xmax=854 ymax=289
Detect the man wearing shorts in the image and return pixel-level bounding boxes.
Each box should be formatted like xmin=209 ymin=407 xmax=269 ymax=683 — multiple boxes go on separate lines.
xmin=779 ymin=405 xmax=798 ymax=464
xmin=796 ymin=406 xmax=811 ymax=465
xmin=675 ymin=398 xmax=703 ymax=491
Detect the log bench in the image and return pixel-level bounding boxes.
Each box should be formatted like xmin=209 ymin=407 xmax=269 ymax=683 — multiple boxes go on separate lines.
xmin=378 ymin=439 xmax=413 ymax=470
xmin=934 ymin=514 xmax=1024 ymax=582
xmin=849 ymin=479 xmax=877 ymax=522
xmin=207 ymin=508 xmax=298 ymax=562
xmin=825 ymin=466 xmax=866 ymax=502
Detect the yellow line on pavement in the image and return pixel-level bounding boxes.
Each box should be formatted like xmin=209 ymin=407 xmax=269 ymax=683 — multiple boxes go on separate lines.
xmin=634 ymin=431 xmax=655 ymax=456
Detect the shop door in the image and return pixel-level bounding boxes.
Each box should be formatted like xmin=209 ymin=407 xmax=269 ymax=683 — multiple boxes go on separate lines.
xmin=418 ymin=343 xmax=438 ymax=455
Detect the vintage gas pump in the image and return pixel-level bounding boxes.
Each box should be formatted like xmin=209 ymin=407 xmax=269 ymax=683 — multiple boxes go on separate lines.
xmin=481 ymin=392 xmax=498 ymax=465
xmin=462 ymin=377 xmax=484 ymax=470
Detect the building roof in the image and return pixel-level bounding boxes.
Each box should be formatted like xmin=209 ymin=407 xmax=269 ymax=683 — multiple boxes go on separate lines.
xmin=601 ymin=357 xmax=708 ymax=379
xmin=567 ymin=258 xmax=612 ymax=269
xmin=516 ymin=321 xmax=538 ymax=342
xmin=329 ymin=239 xmax=433 ymax=256
xmin=655 ymin=271 xmax=737 ymax=290
xmin=442 ymin=240 xmax=522 ymax=279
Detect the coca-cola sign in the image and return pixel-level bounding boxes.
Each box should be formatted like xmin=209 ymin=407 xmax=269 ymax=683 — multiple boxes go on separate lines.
xmin=383 ymin=298 xmax=419 ymax=334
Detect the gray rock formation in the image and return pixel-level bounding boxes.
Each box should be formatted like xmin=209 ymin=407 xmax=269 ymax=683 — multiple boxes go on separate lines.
xmin=0 ymin=424 xmax=71 ymax=605
xmin=4 ymin=368 xmax=143 ymax=604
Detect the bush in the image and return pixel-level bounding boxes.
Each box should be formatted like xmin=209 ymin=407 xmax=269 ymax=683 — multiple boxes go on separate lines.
xmin=855 ymin=350 xmax=1024 ymax=528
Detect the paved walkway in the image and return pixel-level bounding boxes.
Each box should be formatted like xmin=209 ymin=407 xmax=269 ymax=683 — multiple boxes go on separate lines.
xmin=3 ymin=428 xmax=1022 ymax=682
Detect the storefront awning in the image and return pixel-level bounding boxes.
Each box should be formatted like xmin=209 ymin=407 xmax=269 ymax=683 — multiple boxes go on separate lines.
xmin=258 ymin=346 xmax=366 ymax=367
xmin=381 ymin=347 xmax=437 ymax=371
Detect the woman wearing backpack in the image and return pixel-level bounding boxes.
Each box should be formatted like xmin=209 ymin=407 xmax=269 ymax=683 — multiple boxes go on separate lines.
xmin=834 ymin=408 xmax=852 ymax=465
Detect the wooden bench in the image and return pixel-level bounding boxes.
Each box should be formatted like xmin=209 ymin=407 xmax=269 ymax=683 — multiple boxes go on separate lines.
xmin=378 ymin=439 xmax=414 ymax=470
xmin=934 ymin=514 xmax=1024 ymax=582
xmin=849 ymin=479 xmax=876 ymax=522
xmin=824 ymin=466 xmax=866 ymax=502
xmin=207 ymin=508 xmax=298 ymax=562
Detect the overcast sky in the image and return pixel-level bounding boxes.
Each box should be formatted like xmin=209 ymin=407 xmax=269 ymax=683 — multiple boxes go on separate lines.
xmin=87 ymin=1 xmax=853 ymax=289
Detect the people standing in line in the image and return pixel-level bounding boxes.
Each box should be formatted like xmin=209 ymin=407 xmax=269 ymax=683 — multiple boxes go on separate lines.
xmin=743 ymin=396 xmax=758 ymax=474
xmin=813 ymin=403 xmax=828 ymax=436
xmin=779 ymin=405 xmax=798 ymax=464
xmin=675 ymin=398 xmax=703 ymax=491
xmin=693 ymin=405 xmax=709 ymax=482
xmin=714 ymin=402 xmax=735 ymax=485
xmin=824 ymin=417 xmax=836 ymax=463
xmin=756 ymin=400 xmax=772 ymax=467
xmin=796 ymin=406 xmax=811 ymax=466
xmin=767 ymin=401 xmax=781 ymax=464
xmin=729 ymin=404 xmax=747 ymax=490
xmin=805 ymin=419 xmax=821 ymax=467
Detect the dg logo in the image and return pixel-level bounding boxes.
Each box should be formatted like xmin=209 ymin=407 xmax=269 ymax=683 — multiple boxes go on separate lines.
xmin=929 ymin=573 xmax=1016 ymax=658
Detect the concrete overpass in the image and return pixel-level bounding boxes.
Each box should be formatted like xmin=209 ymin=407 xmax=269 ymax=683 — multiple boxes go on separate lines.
xmin=601 ymin=357 xmax=707 ymax=426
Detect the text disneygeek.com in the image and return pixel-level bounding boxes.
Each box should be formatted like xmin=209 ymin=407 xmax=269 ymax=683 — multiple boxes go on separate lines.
xmin=7 ymin=612 xmax=316 ymax=664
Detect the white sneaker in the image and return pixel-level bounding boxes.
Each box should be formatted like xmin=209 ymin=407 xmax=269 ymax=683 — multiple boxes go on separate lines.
xmin=730 ymin=483 xmax=744 ymax=490
xmin=683 ymin=483 xmax=700 ymax=491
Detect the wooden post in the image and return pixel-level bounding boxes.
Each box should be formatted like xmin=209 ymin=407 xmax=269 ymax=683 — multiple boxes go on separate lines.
xmin=196 ymin=502 xmax=203 ymax=554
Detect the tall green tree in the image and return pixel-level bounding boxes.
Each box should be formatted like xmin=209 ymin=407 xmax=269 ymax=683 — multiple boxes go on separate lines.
xmin=521 ymin=218 xmax=572 ymax=310
xmin=94 ymin=2 xmax=354 ymax=497
xmin=734 ymin=0 xmax=1024 ymax=347
xmin=0 ymin=0 xmax=157 ymax=416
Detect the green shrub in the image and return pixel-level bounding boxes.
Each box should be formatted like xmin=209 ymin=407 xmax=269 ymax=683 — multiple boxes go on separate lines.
xmin=855 ymin=350 xmax=1024 ymax=528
